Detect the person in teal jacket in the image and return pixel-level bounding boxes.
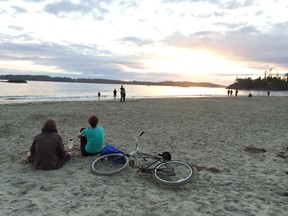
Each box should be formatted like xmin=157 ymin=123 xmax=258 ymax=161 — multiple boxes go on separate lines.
xmin=77 ymin=115 xmax=104 ymax=156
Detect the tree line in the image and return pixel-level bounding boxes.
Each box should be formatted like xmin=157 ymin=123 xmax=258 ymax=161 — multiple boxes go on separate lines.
xmin=227 ymin=69 xmax=288 ymax=90
xmin=0 ymin=74 xmax=224 ymax=88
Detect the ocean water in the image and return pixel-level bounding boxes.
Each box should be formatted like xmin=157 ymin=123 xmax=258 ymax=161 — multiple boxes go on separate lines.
xmin=0 ymin=80 xmax=287 ymax=104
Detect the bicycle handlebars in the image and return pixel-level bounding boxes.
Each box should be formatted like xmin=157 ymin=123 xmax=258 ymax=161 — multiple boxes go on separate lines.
xmin=135 ymin=131 xmax=145 ymax=151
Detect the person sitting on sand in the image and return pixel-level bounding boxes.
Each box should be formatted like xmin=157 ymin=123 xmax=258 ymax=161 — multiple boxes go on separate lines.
xmin=77 ymin=115 xmax=104 ymax=156
xmin=27 ymin=117 xmax=72 ymax=170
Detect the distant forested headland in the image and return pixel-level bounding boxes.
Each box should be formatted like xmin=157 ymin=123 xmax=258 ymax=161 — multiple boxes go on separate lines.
xmin=227 ymin=70 xmax=288 ymax=91
xmin=0 ymin=74 xmax=224 ymax=88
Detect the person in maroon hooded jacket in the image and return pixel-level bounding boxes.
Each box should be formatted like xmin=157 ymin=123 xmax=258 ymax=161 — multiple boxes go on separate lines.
xmin=28 ymin=117 xmax=72 ymax=170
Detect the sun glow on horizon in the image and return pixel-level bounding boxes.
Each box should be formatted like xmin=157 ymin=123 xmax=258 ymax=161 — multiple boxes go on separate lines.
xmin=140 ymin=47 xmax=249 ymax=78
xmin=114 ymin=46 xmax=261 ymax=84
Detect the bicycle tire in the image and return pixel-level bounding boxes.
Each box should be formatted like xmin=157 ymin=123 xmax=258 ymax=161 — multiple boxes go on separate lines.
xmin=91 ymin=153 xmax=129 ymax=176
xmin=151 ymin=160 xmax=195 ymax=186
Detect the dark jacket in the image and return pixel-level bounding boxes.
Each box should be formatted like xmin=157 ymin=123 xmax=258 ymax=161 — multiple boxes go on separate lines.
xmin=30 ymin=118 xmax=69 ymax=170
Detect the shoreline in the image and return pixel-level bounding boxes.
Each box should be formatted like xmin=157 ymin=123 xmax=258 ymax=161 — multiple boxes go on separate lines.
xmin=0 ymin=93 xmax=287 ymax=105
xmin=2 ymin=80 xmax=288 ymax=106
xmin=1 ymin=97 xmax=287 ymax=215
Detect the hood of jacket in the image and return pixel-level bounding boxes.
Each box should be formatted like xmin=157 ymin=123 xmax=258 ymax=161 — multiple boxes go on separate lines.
xmin=42 ymin=118 xmax=58 ymax=133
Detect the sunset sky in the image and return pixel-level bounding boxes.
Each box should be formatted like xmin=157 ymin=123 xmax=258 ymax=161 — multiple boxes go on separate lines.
xmin=1 ymin=0 xmax=288 ymax=85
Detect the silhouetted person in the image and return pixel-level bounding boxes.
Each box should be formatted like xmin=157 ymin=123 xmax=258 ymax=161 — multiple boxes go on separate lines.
xmin=267 ymin=91 xmax=270 ymax=96
xmin=120 ymin=85 xmax=126 ymax=102
xmin=248 ymin=93 xmax=252 ymax=97
xmin=98 ymin=91 xmax=101 ymax=100
xmin=235 ymin=89 xmax=238 ymax=97
xmin=113 ymin=89 xmax=117 ymax=100
xmin=227 ymin=89 xmax=230 ymax=96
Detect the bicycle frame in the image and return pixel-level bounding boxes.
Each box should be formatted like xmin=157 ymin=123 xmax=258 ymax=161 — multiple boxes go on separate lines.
xmin=125 ymin=131 xmax=168 ymax=173
xmin=129 ymin=152 xmax=165 ymax=172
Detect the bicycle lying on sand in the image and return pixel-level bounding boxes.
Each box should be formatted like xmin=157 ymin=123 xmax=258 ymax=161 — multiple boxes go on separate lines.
xmin=91 ymin=132 xmax=195 ymax=186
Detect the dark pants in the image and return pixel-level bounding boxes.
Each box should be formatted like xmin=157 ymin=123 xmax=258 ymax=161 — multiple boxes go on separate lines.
xmin=80 ymin=128 xmax=100 ymax=156
xmin=120 ymin=93 xmax=126 ymax=102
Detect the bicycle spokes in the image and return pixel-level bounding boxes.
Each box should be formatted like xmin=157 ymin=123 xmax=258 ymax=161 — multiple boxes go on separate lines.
xmin=152 ymin=161 xmax=194 ymax=186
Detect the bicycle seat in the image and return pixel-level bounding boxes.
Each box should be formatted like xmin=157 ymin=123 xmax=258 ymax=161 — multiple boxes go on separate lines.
xmin=158 ymin=151 xmax=172 ymax=160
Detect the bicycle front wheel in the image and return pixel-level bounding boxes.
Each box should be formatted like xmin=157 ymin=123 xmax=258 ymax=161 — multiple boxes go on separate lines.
xmin=152 ymin=160 xmax=195 ymax=186
xmin=91 ymin=153 xmax=129 ymax=176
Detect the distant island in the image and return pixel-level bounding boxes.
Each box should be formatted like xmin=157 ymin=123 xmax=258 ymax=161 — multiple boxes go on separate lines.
xmin=0 ymin=74 xmax=224 ymax=88
xmin=7 ymin=79 xmax=27 ymax=83
xmin=227 ymin=70 xmax=288 ymax=91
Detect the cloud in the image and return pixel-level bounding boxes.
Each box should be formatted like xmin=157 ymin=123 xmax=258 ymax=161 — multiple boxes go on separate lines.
xmin=8 ymin=25 xmax=24 ymax=31
xmin=11 ymin=6 xmax=27 ymax=14
xmin=164 ymin=27 xmax=288 ymax=69
xmin=120 ymin=37 xmax=154 ymax=46
xmin=44 ymin=0 xmax=110 ymax=19
xmin=23 ymin=0 xmax=45 ymax=2
xmin=0 ymin=8 xmax=7 ymax=15
xmin=0 ymin=39 xmax=159 ymax=80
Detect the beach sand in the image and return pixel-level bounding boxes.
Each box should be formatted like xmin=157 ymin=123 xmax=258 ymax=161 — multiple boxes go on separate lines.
xmin=0 ymin=97 xmax=287 ymax=216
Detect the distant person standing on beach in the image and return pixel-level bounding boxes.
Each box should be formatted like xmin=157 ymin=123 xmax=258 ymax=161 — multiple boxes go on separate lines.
xmin=27 ymin=118 xmax=72 ymax=170
xmin=113 ymin=89 xmax=117 ymax=100
xmin=267 ymin=91 xmax=270 ymax=96
xmin=235 ymin=89 xmax=238 ymax=97
xmin=98 ymin=91 xmax=101 ymax=100
xmin=120 ymin=85 xmax=126 ymax=102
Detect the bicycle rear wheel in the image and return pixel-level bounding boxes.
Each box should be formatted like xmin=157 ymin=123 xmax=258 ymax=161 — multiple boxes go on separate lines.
xmin=91 ymin=153 xmax=129 ymax=176
xmin=151 ymin=160 xmax=194 ymax=186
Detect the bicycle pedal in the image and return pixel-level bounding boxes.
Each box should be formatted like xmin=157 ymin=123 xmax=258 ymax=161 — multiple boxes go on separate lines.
xmin=129 ymin=160 xmax=135 ymax=167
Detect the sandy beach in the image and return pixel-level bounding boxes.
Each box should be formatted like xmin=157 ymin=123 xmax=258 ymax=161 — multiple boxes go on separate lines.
xmin=0 ymin=97 xmax=287 ymax=216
